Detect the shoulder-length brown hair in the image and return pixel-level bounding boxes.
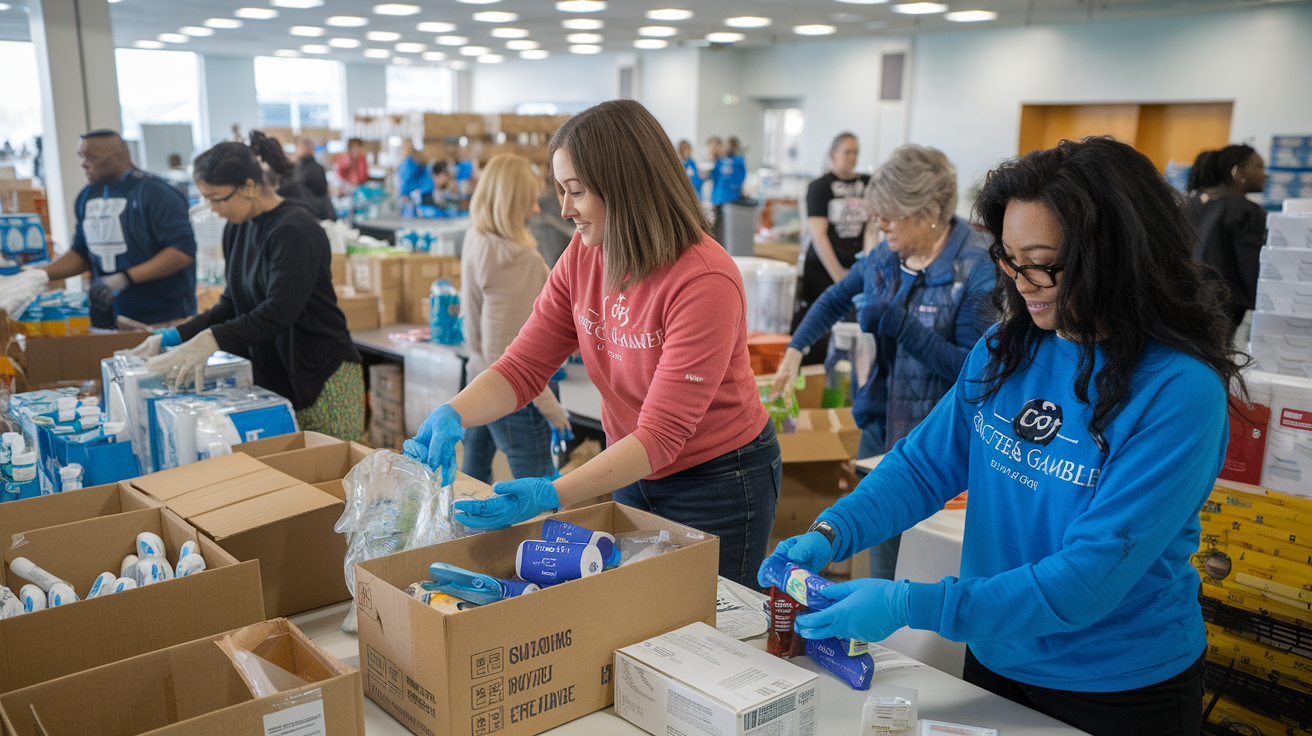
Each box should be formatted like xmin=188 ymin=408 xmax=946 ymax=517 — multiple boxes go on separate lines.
xmin=549 ymin=99 xmax=709 ymax=291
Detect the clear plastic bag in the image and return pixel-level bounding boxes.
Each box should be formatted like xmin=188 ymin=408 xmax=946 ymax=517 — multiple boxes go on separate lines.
xmin=336 ymin=450 xmax=459 ymax=632
xmin=617 ymin=530 xmax=681 ymax=566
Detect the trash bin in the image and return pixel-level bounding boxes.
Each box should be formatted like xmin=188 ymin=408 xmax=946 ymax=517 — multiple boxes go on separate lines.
xmin=721 ymin=201 xmax=759 ymax=257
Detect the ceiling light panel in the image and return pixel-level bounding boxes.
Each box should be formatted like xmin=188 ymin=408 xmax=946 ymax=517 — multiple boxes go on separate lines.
xmin=705 ymin=32 xmax=744 ymax=43
xmin=395 ymin=42 xmax=428 ymax=52
xmin=363 ymin=48 xmax=391 ymax=57
xmin=638 ymin=26 xmax=676 ymax=37
xmin=725 ymin=16 xmax=770 ymax=27
xmin=235 ymin=8 xmax=279 ymax=20
xmin=157 ymin=33 xmax=189 ymax=43
xmin=792 ymin=24 xmax=836 ymax=34
xmin=366 ymin=30 xmax=401 ymax=41
xmin=566 ymin=32 xmax=602 ymax=43
xmin=274 ymin=49 xmax=301 ymax=56
xmin=329 ymin=38 xmax=361 ymax=47
xmin=271 ymin=0 xmax=322 ymax=7
xmin=556 ymin=1 xmax=606 ymax=12
xmin=421 ymin=51 xmax=447 ymax=60
xmin=478 ymin=54 xmax=505 ymax=63
xmin=562 ymin=18 xmax=603 ymax=29
xmin=633 ymin=39 xmax=667 ymax=49
xmin=300 ymin=44 xmax=330 ymax=53
xmin=505 ymin=39 xmax=539 ymax=50
xmin=436 ymin=35 xmax=469 ymax=45
xmin=569 ymin=44 xmax=602 ymax=53
xmin=646 ymin=8 xmax=692 ymax=21
xmin=473 ymin=11 xmax=518 ymax=22
xmin=945 ymin=9 xmax=998 ymax=20
xmin=327 ymin=16 xmax=368 ymax=26
xmin=290 ymin=26 xmax=325 ymax=36
xmin=459 ymin=45 xmax=491 ymax=55
xmin=179 ymin=26 xmax=215 ymax=36
xmin=890 ymin=2 xmax=948 ymax=12
xmin=520 ymin=49 xmax=549 ymax=59
xmin=134 ymin=40 xmax=165 ymax=49
xmin=417 ymin=22 xmax=457 ymax=32
xmin=204 ymin=18 xmax=243 ymax=29
xmin=373 ymin=4 xmax=422 ymax=15
xmin=491 ymin=28 xmax=530 ymax=38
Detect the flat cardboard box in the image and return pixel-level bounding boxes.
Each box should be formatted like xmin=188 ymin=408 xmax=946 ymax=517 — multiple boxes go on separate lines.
xmin=614 ymin=622 xmax=818 ymax=736
xmin=331 ymin=252 xmax=347 ymax=285
xmin=131 ymin=453 xmax=348 ymax=618
xmin=233 ymin=430 xmax=344 ymax=458
xmin=21 ymin=330 xmax=148 ymax=387
xmin=0 ymin=618 xmax=364 ymax=736
xmin=0 ymin=482 xmax=159 ymax=551
xmin=401 ymin=255 xmax=459 ymax=324
xmin=335 ymin=286 xmax=381 ymax=331
xmin=347 ymin=253 xmax=404 ymax=293
xmin=354 ymin=502 xmax=719 ymax=736
xmin=777 ymin=408 xmax=861 ymax=463
xmin=0 ymin=507 xmax=264 ymax=694
xmin=369 ymin=362 xmax=404 ymax=404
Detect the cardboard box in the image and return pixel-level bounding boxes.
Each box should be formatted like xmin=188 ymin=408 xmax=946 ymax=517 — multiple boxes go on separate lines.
xmin=777 ymin=408 xmax=861 ymax=463
xmin=369 ymin=362 xmax=404 ymax=404
xmin=794 ymin=364 xmax=828 ymax=410
xmin=0 ymin=507 xmax=264 ymax=694
xmin=371 ymin=396 xmax=405 ymax=435
xmin=379 ymin=286 xmax=403 ymax=326
xmin=258 ymin=441 xmax=372 ymax=486
xmin=335 ymin=286 xmax=381 ymax=331
xmin=233 ymin=430 xmax=344 ymax=458
xmin=0 ymin=482 xmax=159 ymax=551
xmin=348 ymin=254 xmax=404 ymax=295
xmin=354 ymin=502 xmax=719 ymax=736
xmin=614 ymin=622 xmax=818 ymax=736
xmin=131 ymin=453 xmax=348 ymax=618
xmin=773 ymin=409 xmax=861 ymax=538
xmin=331 ymin=252 xmax=347 ymax=285
xmin=423 ymin=113 xmax=486 ymax=140
xmin=0 ymin=618 xmax=364 ymax=736
xmin=21 ymin=330 xmax=148 ymax=388
xmin=402 ymin=255 xmax=459 ymax=325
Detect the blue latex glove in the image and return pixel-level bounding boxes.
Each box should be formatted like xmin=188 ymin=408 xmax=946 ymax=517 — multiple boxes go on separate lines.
xmin=858 ymin=295 xmax=892 ymax=334
xmin=156 ymin=327 xmax=182 ymax=348
xmin=453 ymin=476 xmax=560 ymax=529
xmin=402 ymin=404 xmax=463 ymax=487
xmin=794 ymin=578 xmax=912 ymax=643
xmin=756 ymin=531 xmax=834 ymax=588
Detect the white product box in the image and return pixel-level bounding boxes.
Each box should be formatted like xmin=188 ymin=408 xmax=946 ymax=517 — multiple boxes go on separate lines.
xmin=1267 ymin=213 xmax=1312 ymax=250
xmin=1260 ymin=247 xmax=1312 ymax=282
xmin=1260 ymin=372 xmax=1312 ymax=497
xmin=1248 ymin=334 xmax=1312 ymax=379
xmin=1256 ymin=279 xmax=1312 ymax=316
xmin=614 ymin=622 xmax=818 ymax=736
xmin=1251 ymin=312 xmax=1312 ymax=340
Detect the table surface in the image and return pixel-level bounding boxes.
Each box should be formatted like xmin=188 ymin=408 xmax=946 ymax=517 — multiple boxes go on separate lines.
xmin=353 ymin=217 xmax=471 ymax=232
xmin=290 ymin=601 xmax=1089 ymax=736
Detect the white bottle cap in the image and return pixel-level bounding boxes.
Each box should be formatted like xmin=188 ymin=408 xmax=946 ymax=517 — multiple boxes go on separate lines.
xmin=59 ymin=464 xmax=83 ymax=481
xmin=12 ymin=450 xmax=34 ymax=466
xmin=0 ymin=432 xmax=19 ymax=449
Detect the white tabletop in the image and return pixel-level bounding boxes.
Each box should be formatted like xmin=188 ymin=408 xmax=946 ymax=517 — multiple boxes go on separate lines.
xmin=557 ymin=360 xmax=603 ymax=425
xmin=290 ymin=601 xmax=1090 ymax=736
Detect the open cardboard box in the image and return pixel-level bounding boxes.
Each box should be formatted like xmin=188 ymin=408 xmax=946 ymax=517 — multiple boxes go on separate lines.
xmin=21 ymin=330 xmax=148 ymax=389
xmin=354 ymin=502 xmax=719 ymax=736
xmin=0 ymin=482 xmax=160 ymax=551
xmin=258 ymin=441 xmax=373 ymax=495
xmin=0 ymin=618 xmax=363 ymax=736
xmin=131 ymin=453 xmax=347 ymax=619
xmin=774 ymin=408 xmax=862 ymax=538
xmin=232 ymin=430 xmax=344 ymax=459
xmin=0 ymin=507 xmax=264 ymax=694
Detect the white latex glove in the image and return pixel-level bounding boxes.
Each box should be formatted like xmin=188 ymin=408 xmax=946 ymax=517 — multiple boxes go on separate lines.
xmin=146 ymin=329 xmax=219 ymax=391
xmin=124 ymin=334 xmax=163 ymax=358
xmin=100 ymin=272 xmax=129 ymax=294
xmin=0 ymin=269 xmax=49 ymax=316
xmin=770 ymin=347 xmax=804 ymax=400
xmin=531 ymin=388 xmax=572 ymax=432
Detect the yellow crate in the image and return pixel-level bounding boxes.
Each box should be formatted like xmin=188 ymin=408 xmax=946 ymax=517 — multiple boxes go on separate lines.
xmin=1206 ymin=623 xmax=1312 ymax=695
xmin=1205 ymin=691 xmax=1312 ymax=736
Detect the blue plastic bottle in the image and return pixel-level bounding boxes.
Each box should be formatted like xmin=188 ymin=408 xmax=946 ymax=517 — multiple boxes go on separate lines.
xmin=429 ymin=278 xmax=463 ymax=345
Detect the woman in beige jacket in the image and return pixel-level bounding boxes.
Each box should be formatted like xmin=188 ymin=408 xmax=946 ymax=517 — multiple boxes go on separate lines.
xmin=460 ymin=154 xmax=572 ymax=483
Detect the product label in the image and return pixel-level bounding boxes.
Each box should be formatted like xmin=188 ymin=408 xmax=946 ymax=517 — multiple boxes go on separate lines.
xmin=1281 ymin=408 xmax=1312 ymax=431
xmin=262 ymin=698 xmax=326 ymax=736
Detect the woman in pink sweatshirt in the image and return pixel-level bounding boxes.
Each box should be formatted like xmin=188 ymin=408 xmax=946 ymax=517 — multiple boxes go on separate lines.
xmin=405 ymin=99 xmax=780 ymax=586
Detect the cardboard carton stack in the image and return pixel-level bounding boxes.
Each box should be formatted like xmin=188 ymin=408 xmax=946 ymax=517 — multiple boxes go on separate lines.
xmin=368 ymin=363 xmax=405 ymax=450
xmin=1195 ymin=483 xmax=1312 ymax=734
xmin=401 ymin=254 xmax=460 ymax=325
xmin=1250 ymin=205 xmax=1312 ymax=377
xmin=347 ymin=252 xmax=405 ymax=327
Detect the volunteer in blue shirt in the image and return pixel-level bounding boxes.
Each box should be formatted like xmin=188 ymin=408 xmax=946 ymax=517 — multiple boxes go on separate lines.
xmin=40 ymin=129 xmax=197 ymax=326
xmin=678 ymin=139 xmax=702 ymax=201
xmin=762 ymin=137 xmax=1244 ymax=736
xmin=708 ymin=136 xmax=747 ymax=244
xmin=397 ymin=139 xmax=434 ymax=206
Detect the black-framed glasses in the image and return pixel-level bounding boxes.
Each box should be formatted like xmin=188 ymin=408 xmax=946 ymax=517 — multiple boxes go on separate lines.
xmin=203 ymin=187 xmax=240 ymax=205
xmin=989 ymin=242 xmax=1064 ymax=288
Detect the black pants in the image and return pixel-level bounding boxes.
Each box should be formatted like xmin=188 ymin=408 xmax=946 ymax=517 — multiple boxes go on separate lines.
xmin=963 ymin=647 xmax=1204 ymax=736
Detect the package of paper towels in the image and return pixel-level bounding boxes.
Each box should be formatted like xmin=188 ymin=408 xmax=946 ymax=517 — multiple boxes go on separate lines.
xmin=148 ymin=387 xmax=298 ymax=469
xmin=1257 ymin=371 xmax=1312 ymax=497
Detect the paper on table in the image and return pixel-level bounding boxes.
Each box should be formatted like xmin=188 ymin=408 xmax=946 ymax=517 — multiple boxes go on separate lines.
xmin=868 ymin=643 xmax=929 ymax=676
xmin=715 ymin=576 xmax=770 ymax=640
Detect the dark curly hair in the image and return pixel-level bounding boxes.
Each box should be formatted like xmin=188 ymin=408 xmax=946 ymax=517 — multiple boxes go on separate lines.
xmin=972 ymin=136 xmax=1245 ymax=452
xmin=1186 ymin=144 xmax=1258 ymax=192
xmin=193 ymin=129 xmax=294 ymax=188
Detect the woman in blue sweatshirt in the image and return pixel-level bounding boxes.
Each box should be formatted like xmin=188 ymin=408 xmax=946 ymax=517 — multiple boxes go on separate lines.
xmin=762 ymin=137 xmax=1244 ymax=736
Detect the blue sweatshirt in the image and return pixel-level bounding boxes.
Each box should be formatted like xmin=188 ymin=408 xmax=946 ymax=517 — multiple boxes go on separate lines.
xmin=398 ymin=156 xmax=433 ymax=197
xmin=710 ymin=155 xmax=745 ymax=206
xmin=818 ymin=331 xmax=1227 ymax=692
xmin=684 ymin=158 xmax=703 ymax=201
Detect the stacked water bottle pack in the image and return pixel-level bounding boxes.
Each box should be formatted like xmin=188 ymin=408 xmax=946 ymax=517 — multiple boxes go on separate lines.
xmin=7 ymin=388 xmax=131 ymax=497
xmin=1249 ymin=199 xmax=1312 ymax=377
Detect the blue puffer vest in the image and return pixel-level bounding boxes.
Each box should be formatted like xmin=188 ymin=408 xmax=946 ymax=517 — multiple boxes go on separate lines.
xmin=855 ymin=217 xmax=996 ymax=451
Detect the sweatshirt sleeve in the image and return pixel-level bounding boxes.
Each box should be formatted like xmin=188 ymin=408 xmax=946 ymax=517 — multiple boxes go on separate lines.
xmin=887 ymin=256 xmax=996 ymax=382
xmin=205 ymin=220 xmax=323 ymax=353
xmin=817 ymin=340 xmax=983 ymax=560
xmin=629 ymin=271 xmax=747 ymax=473
xmin=489 ymin=246 xmax=579 ymax=407
xmin=789 ymin=262 xmax=864 ymax=352
xmin=905 ymin=368 xmax=1226 ymax=642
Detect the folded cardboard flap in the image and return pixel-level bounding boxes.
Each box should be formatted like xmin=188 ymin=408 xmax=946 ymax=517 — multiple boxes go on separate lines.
xmin=0 ymin=483 xmax=159 ymax=553
xmin=132 ymin=453 xmax=272 ymax=501
xmin=164 ymin=468 xmax=307 ymax=519
xmin=22 ymin=330 xmax=148 ymax=386
xmin=778 ymin=408 xmax=861 ymax=463
xmin=189 ymin=485 xmax=341 ymax=539
xmin=233 ymin=431 xmax=344 ymax=459
xmin=258 ymin=441 xmax=374 ymax=485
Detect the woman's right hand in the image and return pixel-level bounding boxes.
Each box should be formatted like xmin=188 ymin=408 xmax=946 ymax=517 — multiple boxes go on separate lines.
xmin=403 ymin=404 xmax=464 ymax=487
xmin=769 ymin=347 xmax=804 ymax=400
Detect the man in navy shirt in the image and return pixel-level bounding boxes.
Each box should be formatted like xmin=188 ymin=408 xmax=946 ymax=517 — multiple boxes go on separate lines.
xmin=42 ymin=129 xmax=197 ymax=326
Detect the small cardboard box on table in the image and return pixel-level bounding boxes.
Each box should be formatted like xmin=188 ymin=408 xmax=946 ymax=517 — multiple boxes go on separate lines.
xmin=0 ymin=507 xmax=264 ymax=694
xmin=773 ymin=407 xmax=862 ymax=540
xmin=21 ymin=330 xmax=147 ymax=389
xmin=354 ymin=502 xmax=719 ymax=736
xmin=130 ymin=453 xmax=348 ymax=619
xmin=0 ymin=482 xmax=159 ymax=552
xmin=0 ymin=618 xmax=364 ymax=736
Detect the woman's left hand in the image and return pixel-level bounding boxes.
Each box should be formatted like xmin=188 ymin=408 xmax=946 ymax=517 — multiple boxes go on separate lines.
xmin=794 ymin=578 xmax=911 ymax=643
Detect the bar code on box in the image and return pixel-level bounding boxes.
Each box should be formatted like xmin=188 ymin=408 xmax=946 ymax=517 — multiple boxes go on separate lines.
xmin=744 ymin=693 xmax=795 ymax=731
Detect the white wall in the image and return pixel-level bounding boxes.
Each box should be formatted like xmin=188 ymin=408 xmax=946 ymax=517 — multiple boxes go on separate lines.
xmin=344 ymin=63 xmax=387 ymax=115
xmin=469 ymin=54 xmax=620 ymax=114
xmin=637 ymin=46 xmax=698 ymax=146
xmin=199 ymin=55 xmax=258 ymax=147
xmin=909 ymin=5 xmax=1312 ymax=214
xmin=696 ymin=47 xmax=764 ymax=170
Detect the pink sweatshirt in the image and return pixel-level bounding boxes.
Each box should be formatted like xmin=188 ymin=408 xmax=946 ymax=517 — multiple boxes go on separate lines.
xmin=490 ymin=233 xmax=769 ymax=478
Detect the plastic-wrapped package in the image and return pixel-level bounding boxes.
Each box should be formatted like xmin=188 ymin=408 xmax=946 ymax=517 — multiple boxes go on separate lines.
xmin=149 ymin=388 xmax=298 ymax=469
xmin=617 ymin=530 xmax=681 ymax=567
xmin=336 ymin=450 xmax=460 ymax=632
xmin=101 ymin=352 xmax=254 ymax=472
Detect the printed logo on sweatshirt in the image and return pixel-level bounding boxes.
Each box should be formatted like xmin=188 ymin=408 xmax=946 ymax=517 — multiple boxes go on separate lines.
xmin=1013 ymin=398 xmax=1063 ymax=446
xmin=974 ymin=408 xmax=1101 ymax=491
xmin=576 ymin=297 xmax=666 ymax=358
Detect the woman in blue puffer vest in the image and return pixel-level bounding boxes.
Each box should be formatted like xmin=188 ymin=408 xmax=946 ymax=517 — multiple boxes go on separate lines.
xmin=771 ymin=144 xmax=996 ymax=578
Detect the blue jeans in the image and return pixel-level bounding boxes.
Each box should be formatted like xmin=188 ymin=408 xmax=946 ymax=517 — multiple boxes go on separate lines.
xmin=859 ymin=425 xmax=902 ymax=580
xmin=461 ymin=401 xmax=556 ymax=485
xmin=614 ymin=422 xmax=782 ymax=588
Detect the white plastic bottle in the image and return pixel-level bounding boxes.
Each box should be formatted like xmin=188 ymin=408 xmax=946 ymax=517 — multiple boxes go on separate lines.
xmin=58 ymin=464 xmax=84 ymax=492
xmin=10 ymin=449 xmax=35 ymax=482
xmin=10 ymin=557 xmax=62 ymax=591
xmin=175 ymin=553 xmax=207 ymax=577
xmin=0 ymin=587 xmax=22 ymax=619
xmin=136 ymin=532 xmax=166 ymax=559
xmin=178 ymin=540 xmax=199 ymax=560
xmin=19 ymin=584 xmax=45 ymax=613
xmin=47 ymin=582 xmax=78 ymax=607
xmin=88 ymin=572 xmax=117 ymax=598
xmin=121 ymin=554 xmax=139 ymax=579
xmin=134 ymin=556 xmax=174 ymax=586
xmin=112 ymin=577 xmax=137 ymax=594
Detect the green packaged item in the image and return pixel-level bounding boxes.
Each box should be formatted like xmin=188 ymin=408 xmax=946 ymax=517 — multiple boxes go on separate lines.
xmin=757 ymin=376 xmax=799 ymax=434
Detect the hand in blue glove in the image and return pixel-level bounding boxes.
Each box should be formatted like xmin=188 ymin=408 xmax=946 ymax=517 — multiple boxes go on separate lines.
xmin=794 ymin=578 xmax=911 ymax=643
xmin=402 ymin=404 xmax=463 ymax=487
xmin=756 ymin=531 xmax=834 ymax=588
xmin=453 ymin=475 xmax=560 ymax=530
xmin=157 ymin=326 xmax=182 ymax=349
xmin=858 ymin=295 xmax=892 ymax=334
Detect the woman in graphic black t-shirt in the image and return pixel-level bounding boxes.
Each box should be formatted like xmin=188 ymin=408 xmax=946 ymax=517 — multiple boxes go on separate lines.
xmin=790 ymin=132 xmax=871 ymax=364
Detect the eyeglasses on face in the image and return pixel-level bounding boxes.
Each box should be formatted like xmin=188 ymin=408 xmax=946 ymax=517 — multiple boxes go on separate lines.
xmin=989 ymin=242 xmax=1064 ymax=288
xmin=203 ymin=187 xmax=240 ymax=205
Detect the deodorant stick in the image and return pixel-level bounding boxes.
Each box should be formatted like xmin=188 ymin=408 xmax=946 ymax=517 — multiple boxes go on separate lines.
xmin=10 ymin=557 xmax=63 ymax=592
xmin=515 ymin=541 xmax=604 ymax=587
xmin=136 ymin=532 xmax=166 ymax=559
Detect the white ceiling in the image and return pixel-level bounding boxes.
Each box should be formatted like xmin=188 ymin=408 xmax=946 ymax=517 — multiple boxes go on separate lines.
xmin=0 ymin=0 xmax=1305 ymax=64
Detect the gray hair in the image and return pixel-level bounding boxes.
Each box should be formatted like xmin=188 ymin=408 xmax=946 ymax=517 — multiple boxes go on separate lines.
xmin=865 ymin=144 xmax=957 ymax=226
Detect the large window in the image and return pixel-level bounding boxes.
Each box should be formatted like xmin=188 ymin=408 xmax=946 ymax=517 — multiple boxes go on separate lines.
xmin=254 ymin=56 xmax=346 ymax=131
xmin=0 ymin=42 xmax=43 ymax=180
xmin=116 ymin=48 xmax=203 ymax=150
xmin=385 ymin=65 xmax=455 ymax=113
